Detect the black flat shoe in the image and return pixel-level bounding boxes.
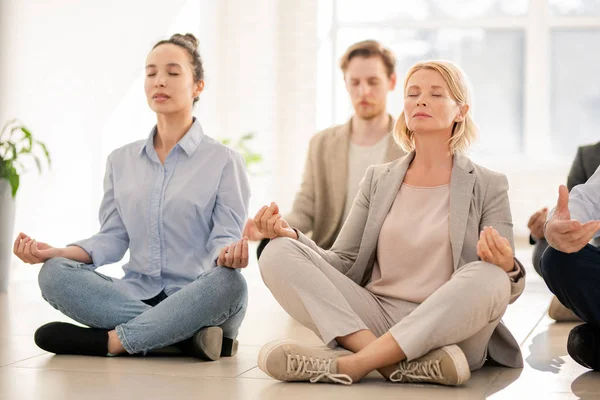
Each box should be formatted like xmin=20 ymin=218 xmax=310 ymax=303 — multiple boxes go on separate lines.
xmin=568 ymin=323 xmax=600 ymax=370
xmin=34 ymin=322 xmax=109 ymax=357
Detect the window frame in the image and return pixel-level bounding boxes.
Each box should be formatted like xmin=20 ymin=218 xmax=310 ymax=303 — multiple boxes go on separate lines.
xmin=318 ymin=0 xmax=600 ymax=164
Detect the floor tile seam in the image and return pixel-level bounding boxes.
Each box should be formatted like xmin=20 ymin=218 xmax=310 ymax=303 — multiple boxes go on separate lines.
xmin=518 ymin=310 xmax=548 ymax=347
xmin=0 ymin=353 xmax=47 ymax=368
xmin=7 ymin=365 xmax=247 ymax=380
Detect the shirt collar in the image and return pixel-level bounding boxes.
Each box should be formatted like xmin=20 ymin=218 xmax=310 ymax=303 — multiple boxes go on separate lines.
xmin=138 ymin=118 xmax=204 ymax=158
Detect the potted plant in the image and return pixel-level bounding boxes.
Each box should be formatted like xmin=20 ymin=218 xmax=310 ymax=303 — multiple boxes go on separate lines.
xmin=220 ymin=132 xmax=264 ymax=174
xmin=0 ymin=119 xmax=51 ymax=291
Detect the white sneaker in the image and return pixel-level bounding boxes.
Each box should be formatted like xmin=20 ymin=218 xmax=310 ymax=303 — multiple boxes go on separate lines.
xmin=258 ymin=340 xmax=353 ymax=385
xmin=389 ymin=345 xmax=471 ymax=386
xmin=548 ymin=296 xmax=582 ymax=322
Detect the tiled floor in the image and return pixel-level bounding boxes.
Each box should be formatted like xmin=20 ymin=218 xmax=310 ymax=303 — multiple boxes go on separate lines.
xmin=1 ymin=246 xmax=599 ymax=399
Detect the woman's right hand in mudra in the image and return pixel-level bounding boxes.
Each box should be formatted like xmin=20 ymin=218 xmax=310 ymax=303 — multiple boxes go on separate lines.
xmin=13 ymin=233 xmax=59 ymax=264
xmin=253 ymin=202 xmax=298 ymax=240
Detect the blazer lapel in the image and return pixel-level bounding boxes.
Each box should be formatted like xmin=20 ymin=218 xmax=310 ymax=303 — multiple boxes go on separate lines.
xmin=329 ymin=120 xmax=351 ymax=227
xmin=449 ymin=154 xmax=476 ymax=270
xmin=353 ymin=152 xmax=415 ymax=281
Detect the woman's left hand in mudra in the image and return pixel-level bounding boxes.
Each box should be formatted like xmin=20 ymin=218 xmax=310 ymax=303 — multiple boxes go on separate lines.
xmin=476 ymin=226 xmax=515 ymax=272
xmin=218 ymin=237 xmax=249 ymax=269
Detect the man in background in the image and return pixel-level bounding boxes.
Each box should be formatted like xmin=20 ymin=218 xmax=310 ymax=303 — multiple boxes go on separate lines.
xmin=245 ymin=40 xmax=405 ymax=256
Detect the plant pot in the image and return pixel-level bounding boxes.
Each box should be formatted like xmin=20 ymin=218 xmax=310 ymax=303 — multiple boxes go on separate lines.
xmin=0 ymin=179 xmax=15 ymax=291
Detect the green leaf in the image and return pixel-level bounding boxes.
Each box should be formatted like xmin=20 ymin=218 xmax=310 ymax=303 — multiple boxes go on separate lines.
xmin=0 ymin=120 xmax=52 ymax=193
xmin=245 ymin=154 xmax=263 ymax=164
xmin=6 ymin=166 xmax=19 ymax=197
xmin=33 ymin=156 xmax=42 ymax=174
xmin=36 ymin=141 xmax=52 ymax=166
xmin=19 ymin=127 xmax=33 ymax=149
xmin=18 ymin=146 xmax=33 ymax=155
xmin=240 ymin=132 xmax=255 ymax=141
xmin=4 ymin=141 xmax=18 ymax=161
xmin=217 ymin=132 xmax=263 ymax=173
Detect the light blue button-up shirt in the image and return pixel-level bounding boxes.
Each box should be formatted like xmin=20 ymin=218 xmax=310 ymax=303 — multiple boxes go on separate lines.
xmin=71 ymin=119 xmax=251 ymax=299
xmin=548 ymin=164 xmax=600 ymax=237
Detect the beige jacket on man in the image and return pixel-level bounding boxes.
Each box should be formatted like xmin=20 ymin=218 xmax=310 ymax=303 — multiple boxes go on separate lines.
xmin=286 ymin=115 xmax=405 ymax=249
xmin=295 ymin=151 xmax=526 ymax=368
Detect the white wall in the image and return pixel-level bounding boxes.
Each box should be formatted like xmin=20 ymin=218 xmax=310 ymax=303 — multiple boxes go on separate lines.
xmin=2 ymin=0 xmax=319 ymax=266
xmin=214 ymin=0 xmax=318 ymax=214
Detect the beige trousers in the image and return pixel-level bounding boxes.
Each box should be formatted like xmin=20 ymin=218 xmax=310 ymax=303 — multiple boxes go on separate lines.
xmin=258 ymin=237 xmax=512 ymax=370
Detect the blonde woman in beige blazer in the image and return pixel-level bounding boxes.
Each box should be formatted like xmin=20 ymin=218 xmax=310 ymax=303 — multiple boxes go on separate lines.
xmin=253 ymin=60 xmax=525 ymax=387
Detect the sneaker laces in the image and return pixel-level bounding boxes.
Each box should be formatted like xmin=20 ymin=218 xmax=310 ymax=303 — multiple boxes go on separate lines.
xmin=286 ymin=353 xmax=353 ymax=385
xmin=389 ymin=359 xmax=444 ymax=383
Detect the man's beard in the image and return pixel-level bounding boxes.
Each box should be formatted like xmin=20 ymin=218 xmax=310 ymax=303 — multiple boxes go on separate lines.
xmin=354 ymin=103 xmax=385 ymax=120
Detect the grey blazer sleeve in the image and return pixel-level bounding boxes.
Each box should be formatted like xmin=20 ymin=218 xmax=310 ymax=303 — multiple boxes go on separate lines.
xmin=567 ymin=146 xmax=586 ymax=191
xmin=480 ymin=173 xmax=526 ymax=304
xmin=296 ymin=166 xmax=375 ymax=274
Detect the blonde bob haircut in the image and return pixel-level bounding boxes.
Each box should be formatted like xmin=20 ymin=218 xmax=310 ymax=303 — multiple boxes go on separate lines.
xmin=394 ymin=60 xmax=478 ymax=155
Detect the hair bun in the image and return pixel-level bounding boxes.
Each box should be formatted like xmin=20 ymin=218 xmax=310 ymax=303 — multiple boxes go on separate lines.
xmin=171 ymin=33 xmax=199 ymax=49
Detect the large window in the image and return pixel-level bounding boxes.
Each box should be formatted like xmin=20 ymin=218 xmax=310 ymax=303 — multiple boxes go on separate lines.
xmin=317 ymin=0 xmax=600 ymax=162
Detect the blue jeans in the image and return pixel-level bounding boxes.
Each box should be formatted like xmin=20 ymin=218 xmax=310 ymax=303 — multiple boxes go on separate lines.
xmin=541 ymin=244 xmax=600 ymax=327
xmin=38 ymin=257 xmax=248 ymax=354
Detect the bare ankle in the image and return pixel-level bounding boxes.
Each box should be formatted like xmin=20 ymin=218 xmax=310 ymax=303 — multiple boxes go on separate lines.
xmin=337 ymin=355 xmax=366 ymax=382
xmin=107 ymin=330 xmax=126 ymax=355
xmin=378 ymin=364 xmax=398 ymax=380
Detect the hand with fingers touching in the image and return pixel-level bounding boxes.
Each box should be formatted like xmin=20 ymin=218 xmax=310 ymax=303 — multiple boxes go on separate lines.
xmin=13 ymin=233 xmax=60 ymax=265
xmin=253 ymin=202 xmax=298 ymax=240
xmin=242 ymin=218 xmax=265 ymax=242
xmin=545 ymin=185 xmax=600 ymax=253
xmin=527 ymin=207 xmax=548 ymax=241
xmin=476 ymin=226 xmax=515 ymax=272
xmin=217 ymin=237 xmax=250 ymax=269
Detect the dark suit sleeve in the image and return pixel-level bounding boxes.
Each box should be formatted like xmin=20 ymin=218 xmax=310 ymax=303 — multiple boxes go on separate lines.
xmin=567 ymin=147 xmax=586 ymax=191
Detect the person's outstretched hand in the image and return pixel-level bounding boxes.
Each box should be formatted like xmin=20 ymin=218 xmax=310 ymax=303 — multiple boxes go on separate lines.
xmin=546 ymin=185 xmax=600 ymax=253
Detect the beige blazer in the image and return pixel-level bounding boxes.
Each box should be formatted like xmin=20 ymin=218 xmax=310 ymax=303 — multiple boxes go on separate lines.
xmin=286 ymin=115 xmax=406 ymax=249
xmin=294 ymin=151 xmax=526 ymax=368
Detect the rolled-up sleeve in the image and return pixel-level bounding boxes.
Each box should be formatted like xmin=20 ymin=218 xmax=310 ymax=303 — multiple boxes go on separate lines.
xmin=207 ymin=152 xmax=251 ymax=265
xmin=69 ymin=155 xmax=130 ymax=267
xmin=562 ymin=166 xmax=600 ymax=226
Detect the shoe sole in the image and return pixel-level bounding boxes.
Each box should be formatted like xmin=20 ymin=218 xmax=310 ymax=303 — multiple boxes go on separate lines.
xmin=440 ymin=345 xmax=471 ymax=386
xmin=258 ymin=339 xmax=296 ymax=381
xmin=194 ymin=327 xmax=223 ymax=361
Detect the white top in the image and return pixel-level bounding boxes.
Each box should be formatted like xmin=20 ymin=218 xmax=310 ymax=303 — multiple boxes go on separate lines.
xmin=366 ymin=183 xmax=454 ymax=303
xmin=343 ymin=136 xmax=389 ymax=220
